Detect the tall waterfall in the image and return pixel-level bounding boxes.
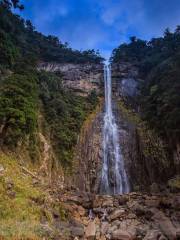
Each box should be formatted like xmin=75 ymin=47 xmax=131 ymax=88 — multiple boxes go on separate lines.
xmin=100 ymin=65 xmax=130 ymax=195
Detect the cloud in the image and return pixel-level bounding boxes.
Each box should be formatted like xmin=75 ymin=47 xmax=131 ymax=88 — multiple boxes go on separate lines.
xmin=18 ymin=0 xmax=180 ymax=59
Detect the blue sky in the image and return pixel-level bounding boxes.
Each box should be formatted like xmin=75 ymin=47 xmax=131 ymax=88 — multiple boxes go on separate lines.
xmin=17 ymin=0 xmax=180 ymax=59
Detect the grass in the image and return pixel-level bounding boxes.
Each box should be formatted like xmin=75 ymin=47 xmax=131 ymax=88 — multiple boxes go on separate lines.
xmin=0 ymin=153 xmax=47 ymax=239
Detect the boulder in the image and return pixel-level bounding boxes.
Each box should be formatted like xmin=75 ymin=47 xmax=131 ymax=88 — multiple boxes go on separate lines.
xmin=150 ymin=183 xmax=160 ymax=193
xmin=85 ymin=221 xmax=96 ymax=239
xmin=143 ymin=230 xmax=162 ymax=240
xmin=111 ymin=229 xmax=133 ymax=240
xmin=77 ymin=205 xmax=86 ymax=216
xmin=101 ymin=222 xmax=109 ymax=235
xmin=102 ymin=198 xmax=114 ymax=208
xmin=108 ymin=209 xmax=125 ymax=221
xmin=153 ymin=210 xmax=177 ymax=240
xmin=172 ymin=195 xmax=180 ymax=210
xmin=70 ymin=226 xmax=84 ymax=237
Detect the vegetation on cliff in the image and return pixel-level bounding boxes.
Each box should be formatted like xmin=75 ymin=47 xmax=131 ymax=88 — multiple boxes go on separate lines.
xmin=38 ymin=71 xmax=98 ymax=168
xmin=111 ymin=28 xmax=180 ymax=142
xmin=0 ymin=3 xmax=100 ymax=168
xmin=0 ymin=3 xmax=104 ymax=69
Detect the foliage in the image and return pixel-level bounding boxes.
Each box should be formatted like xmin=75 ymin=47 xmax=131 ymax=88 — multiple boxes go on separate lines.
xmin=38 ymin=71 xmax=99 ymax=169
xmin=0 ymin=0 xmax=24 ymax=9
xmin=0 ymin=4 xmax=101 ymax=165
xmin=111 ymin=27 xmax=180 ymax=141
xmin=0 ymin=153 xmax=69 ymax=239
xmin=0 ymin=73 xmax=38 ymax=147
xmin=0 ymin=4 xmax=104 ymax=68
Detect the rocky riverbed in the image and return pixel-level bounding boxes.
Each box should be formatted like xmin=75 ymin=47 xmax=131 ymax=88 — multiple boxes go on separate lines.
xmin=44 ymin=186 xmax=180 ymax=240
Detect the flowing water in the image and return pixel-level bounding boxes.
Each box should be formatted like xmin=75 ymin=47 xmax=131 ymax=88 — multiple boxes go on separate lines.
xmin=100 ymin=65 xmax=130 ymax=195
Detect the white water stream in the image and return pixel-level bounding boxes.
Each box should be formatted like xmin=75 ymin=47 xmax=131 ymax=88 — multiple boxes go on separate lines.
xmin=100 ymin=65 xmax=130 ymax=194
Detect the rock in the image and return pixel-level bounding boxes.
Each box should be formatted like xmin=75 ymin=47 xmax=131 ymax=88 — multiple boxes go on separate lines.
xmin=70 ymin=226 xmax=84 ymax=237
xmin=107 ymin=225 xmax=118 ymax=235
xmin=77 ymin=205 xmax=86 ymax=216
xmin=101 ymin=222 xmax=109 ymax=235
xmin=5 ymin=177 xmax=14 ymax=190
xmin=111 ymin=229 xmax=134 ymax=240
xmin=0 ymin=164 xmax=5 ymax=175
xmin=40 ymin=223 xmax=54 ymax=238
xmin=131 ymin=202 xmax=145 ymax=216
xmin=102 ymin=198 xmax=114 ymax=208
xmin=172 ymin=195 xmax=180 ymax=210
xmin=117 ymin=195 xmax=129 ymax=205
xmin=7 ymin=190 xmax=16 ymax=199
xmin=85 ymin=221 xmax=96 ymax=239
xmin=176 ymin=228 xmax=180 ymax=238
xmin=111 ymin=220 xmax=121 ymax=227
xmin=159 ymin=235 xmax=168 ymax=240
xmin=145 ymin=198 xmax=160 ymax=208
xmin=168 ymin=176 xmax=180 ymax=193
xmin=150 ymin=183 xmax=159 ymax=193
xmin=108 ymin=209 xmax=125 ymax=221
xmin=153 ymin=210 xmax=177 ymax=240
xmin=38 ymin=63 xmax=103 ymax=96
xmin=143 ymin=230 xmax=162 ymax=240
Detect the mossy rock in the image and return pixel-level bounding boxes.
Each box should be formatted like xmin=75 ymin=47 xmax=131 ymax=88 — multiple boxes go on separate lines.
xmin=168 ymin=175 xmax=180 ymax=193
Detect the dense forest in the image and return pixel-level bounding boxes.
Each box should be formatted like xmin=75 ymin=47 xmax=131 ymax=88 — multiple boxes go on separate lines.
xmin=0 ymin=1 xmax=101 ymax=168
xmin=111 ymin=29 xmax=180 ymax=143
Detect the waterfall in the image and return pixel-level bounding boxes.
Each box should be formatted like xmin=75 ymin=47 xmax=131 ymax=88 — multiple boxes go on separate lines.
xmin=100 ymin=65 xmax=130 ymax=195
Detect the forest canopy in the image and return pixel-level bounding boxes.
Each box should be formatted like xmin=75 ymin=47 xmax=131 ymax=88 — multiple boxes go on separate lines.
xmin=111 ymin=28 xmax=180 ymax=141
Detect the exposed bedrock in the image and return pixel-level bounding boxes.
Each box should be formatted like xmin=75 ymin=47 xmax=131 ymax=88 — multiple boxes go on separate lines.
xmin=110 ymin=62 xmax=179 ymax=191
xmin=73 ymin=100 xmax=104 ymax=193
xmin=38 ymin=62 xmax=104 ymax=96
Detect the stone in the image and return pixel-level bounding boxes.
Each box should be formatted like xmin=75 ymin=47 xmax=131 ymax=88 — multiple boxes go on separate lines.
xmin=101 ymin=222 xmax=109 ymax=235
xmin=70 ymin=226 xmax=84 ymax=237
xmin=176 ymin=228 xmax=180 ymax=238
xmin=168 ymin=176 xmax=180 ymax=193
xmin=145 ymin=199 xmax=160 ymax=208
xmin=85 ymin=221 xmax=96 ymax=239
xmin=102 ymin=198 xmax=114 ymax=208
xmin=7 ymin=190 xmax=16 ymax=199
xmin=131 ymin=203 xmax=146 ymax=216
xmin=153 ymin=210 xmax=177 ymax=240
xmin=107 ymin=225 xmax=118 ymax=235
xmin=0 ymin=164 xmax=5 ymax=175
xmin=150 ymin=183 xmax=159 ymax=193
xmin=111 ymin=229 xmax=133 ymax=240
xmin=5 ymin=177 xmax=14 ymax=190
xmin=108 ymin=209 xmax=125 ymax=221
xmin=143 ymin=230 xmax=162 ymax=240
xmin=77 ymin=205 xmax=86 ymax=216
xmin=159 ymin=235 xmax=168 ymax=240
xmin=172 ymin=195 xmax=180 ymax=210
xmin=117 ymin=195 xmax=129 ymax=205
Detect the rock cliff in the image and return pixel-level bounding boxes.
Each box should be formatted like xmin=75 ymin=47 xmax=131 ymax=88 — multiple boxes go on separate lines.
xmin=111 ymin=62 xmax=175 ymax=191
xmin=38 ymin=62 xmax=104 ymax=96
xmin=73 ymin=99 xmax=104 ymax=193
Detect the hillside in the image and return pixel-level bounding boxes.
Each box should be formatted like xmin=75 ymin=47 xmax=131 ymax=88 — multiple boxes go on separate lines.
xmin=110 ymin=30 xmax=180 ymax=179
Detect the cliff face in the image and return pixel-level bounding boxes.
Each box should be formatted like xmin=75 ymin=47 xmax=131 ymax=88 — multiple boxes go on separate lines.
xmin=111 ymin=62 xmax=140 ymax=107
xmin=38 ymin=63 xmax=104 ymax=96
xmin=37 ymin=63 xmax=104 ymax=188
xmin=111 ymin=62 xmax=176 ymax=190
xmin=73 ymin=100 xmax=104 ymax=193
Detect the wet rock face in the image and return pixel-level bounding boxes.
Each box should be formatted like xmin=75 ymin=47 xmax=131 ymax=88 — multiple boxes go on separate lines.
xmin=38 ymin=62 xmax=104 ymax=96
xmin=111 ymin=62 xmax=140 ymax=106
xmin=73 ymin=101 xmax=104 ymax=193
